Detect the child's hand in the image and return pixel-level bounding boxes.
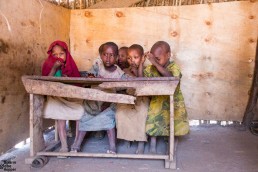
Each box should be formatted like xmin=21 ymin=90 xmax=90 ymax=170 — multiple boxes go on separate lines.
xmin=130 ymin=66 xmax=138 ymax=76
xmin=53 ymin=60 xmax=63 ymax=69
xmin=140 ymin=52 xmax=148 ymax=65
xmin=146 ymin=52 xmax=157 ymax=65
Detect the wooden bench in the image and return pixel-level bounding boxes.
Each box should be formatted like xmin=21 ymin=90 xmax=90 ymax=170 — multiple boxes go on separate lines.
xmin=22 ymin=75 xmax=179 ymax=169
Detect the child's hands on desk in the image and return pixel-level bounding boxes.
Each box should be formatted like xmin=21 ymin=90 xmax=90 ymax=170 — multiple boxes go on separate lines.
xmin=53 ymin=60 xmax=64 ymax=69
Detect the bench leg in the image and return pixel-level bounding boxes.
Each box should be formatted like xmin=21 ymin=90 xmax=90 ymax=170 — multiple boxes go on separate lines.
xmin=165 ymin=95 xmax=177 ymax=169
xmin=30 ymin=94 xmax=45 ymax=157
xmin=55 ymin=120 xmax=59 ymax=142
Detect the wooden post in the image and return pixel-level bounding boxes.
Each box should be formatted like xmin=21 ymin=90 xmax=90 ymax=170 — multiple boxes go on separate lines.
xmin=86 ymin=0 xmax=89 ymax=7
xmin=165 ymin=95 xmax=176 ymax=169
xmin=55 ymin=120 xmax=59 ymax=142
xmin=73 ymin=0 xmax=76 ymax=9
xmin=29 ymin=94 xmax=45 ymax=157
xmin=162 ymin=0 xmax=165 ymax=6
xmin=146 ymin=0 xmax=151 ymax=6
xmin=80 ymin=0 xmax=82 ymax=9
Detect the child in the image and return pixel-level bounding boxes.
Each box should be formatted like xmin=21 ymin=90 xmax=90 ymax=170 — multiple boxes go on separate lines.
xmin=71 ymin=42 xmax=126 ymax=154
xmin=42 ymin=40 xmax=84 ymax=152
xmin=138 ymin=41 xmax=189 ymax=153
xmin=117 ymin=47 xmax=129 ymax=70
xmin=116 ymin=44 xmax=149 ymax=154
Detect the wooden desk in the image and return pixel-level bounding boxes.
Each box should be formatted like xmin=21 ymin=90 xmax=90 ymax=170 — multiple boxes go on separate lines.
xmin=22 ymin=75 xmax=179 ymax=169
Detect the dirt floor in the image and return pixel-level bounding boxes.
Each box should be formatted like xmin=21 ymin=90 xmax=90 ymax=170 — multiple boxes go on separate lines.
xmin=1 ymin=124 xmax=258 ymax=172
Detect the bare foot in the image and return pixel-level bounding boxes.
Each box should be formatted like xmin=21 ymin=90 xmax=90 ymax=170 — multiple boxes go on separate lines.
xmin=107 ymin=149 xmax=116 ymax=154
xmin=70 ymin=144 xmax=81 ymax=152
xmin=59 ymin=146 xmax=68 ymax=153
xmin=136 ymin=142 xmax=145 ymax=154
xmin=107 ymin=146 xmax=116 ymax=154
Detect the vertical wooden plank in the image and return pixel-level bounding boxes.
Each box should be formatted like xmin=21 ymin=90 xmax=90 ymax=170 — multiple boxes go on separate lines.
xmin=169 ymin=95 xmax=175 ymax=163
xmin=86 ymin=0 xmax=89 ymax=7
xmin=55 ymin=120 xmax=59 ymax=142
xmin=67 ymin=0 xmax=70 ymax=8
xmin=73 ymin=0 xmax=76 ymax=9
xmin=30 ymin=94 xmax=45 ymax=157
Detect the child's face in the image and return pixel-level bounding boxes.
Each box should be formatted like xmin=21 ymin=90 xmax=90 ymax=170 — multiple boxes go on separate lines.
xmin=100 ymin=45 xmax=117 ymax=68
xmin=52 ymin=45 xmax=66 ymax=62
xmin=118 ymin=49 xmax=128 ymax=67
xmin=152 ymin=47 xmax=170 ymax=67
xmin=127 ymin=49 xmax=142 ymax=68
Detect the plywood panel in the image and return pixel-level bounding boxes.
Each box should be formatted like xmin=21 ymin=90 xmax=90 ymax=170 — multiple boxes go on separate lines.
xmin=70 ymin=1 xmax=258 ymax=121
xmin=0 ymin=0 xmax=70 ymax=153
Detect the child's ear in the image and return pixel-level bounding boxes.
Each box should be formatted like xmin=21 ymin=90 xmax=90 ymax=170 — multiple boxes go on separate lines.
xmin=167 ymin=52 xmax=171 ymax=59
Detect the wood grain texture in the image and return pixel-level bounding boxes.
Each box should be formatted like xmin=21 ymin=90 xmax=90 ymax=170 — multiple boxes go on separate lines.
xmin=22 ymin=78 xmax=136 ymax=104
xmin=0 ymin=0 xmax=70 ymax=153
xmin=99 ymin=81 xmax=179 ymax=96
xmin=30 ymin=94 xmax=45 ymax=156
xmin=37 ymin=151 xmax=169 ymax=159
xmin=70 ymin=1 xmax=258 ymax=121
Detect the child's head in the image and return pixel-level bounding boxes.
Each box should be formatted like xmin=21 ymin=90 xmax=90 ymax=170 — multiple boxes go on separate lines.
xmin=150 ymin=41 xmax=171 ymax=67
xmin=118 ymin=47 xmax=129 ymax=69
xmin=51 ymin=45 xmax=66 ymax=62
xmin=127 ymin=44 xmax=144 ymax=68
xmin=99 ymin=42 xmax=118 ymax=68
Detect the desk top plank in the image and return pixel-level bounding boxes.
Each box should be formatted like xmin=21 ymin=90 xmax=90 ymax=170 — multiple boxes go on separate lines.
xmin=22 ymin=78 xmax=136 ymax=104
xmin=99 ymin=81 xmax=179 ymax=96
xmin=22 ymin=75 xmax=179 ymax=85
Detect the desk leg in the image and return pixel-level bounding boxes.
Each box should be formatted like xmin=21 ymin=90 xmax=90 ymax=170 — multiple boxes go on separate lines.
xmin=55 ymin=120 xmax=59 ymax=142
xmin=165 ymin=95 xmax=176 ymax=169
xmin=29 ymin=94 xmax=45 ymax=157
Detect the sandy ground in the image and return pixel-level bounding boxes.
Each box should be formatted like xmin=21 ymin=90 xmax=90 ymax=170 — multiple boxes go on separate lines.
xmin=1 ymin=124 xmax=258 ymax=172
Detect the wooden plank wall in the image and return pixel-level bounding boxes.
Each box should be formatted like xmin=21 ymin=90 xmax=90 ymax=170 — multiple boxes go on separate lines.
xmin=70 ymin=1 xmax=258 ymax=121
xmin=0 ymin=0 xmax=70 ymax=153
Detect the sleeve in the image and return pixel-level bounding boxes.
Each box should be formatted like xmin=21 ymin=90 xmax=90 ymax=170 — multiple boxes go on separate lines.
xmin=88 ymin=62 xmax=99 ymax=77
xmin=167 ymin=62 xmax=182 ymax=78
xmin=143 ymin=66 xmax=153 ymax=77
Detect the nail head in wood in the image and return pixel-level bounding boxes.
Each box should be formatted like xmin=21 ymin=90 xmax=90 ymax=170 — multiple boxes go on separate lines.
xmin=171 ymin=14 xmax=178 ymax=19
xmin=84 ymin=11 xmax=92 ymax=17
xmin=171 ymin=31 xmax=178 ymax=37
xmin=249 ymin=38 xmax=255 ymax=43
xmin=249 ymin=15 xmax=255 ymax=19
xmin=205 ymin=20 xmax=212 ymax=25
xmin=248 ymin=74 xmax=253 ymax=78
xmin=248 ymin=58 xmax=253 ymax=63
xmin=116 ymin=11 xmax=124 ymax=18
